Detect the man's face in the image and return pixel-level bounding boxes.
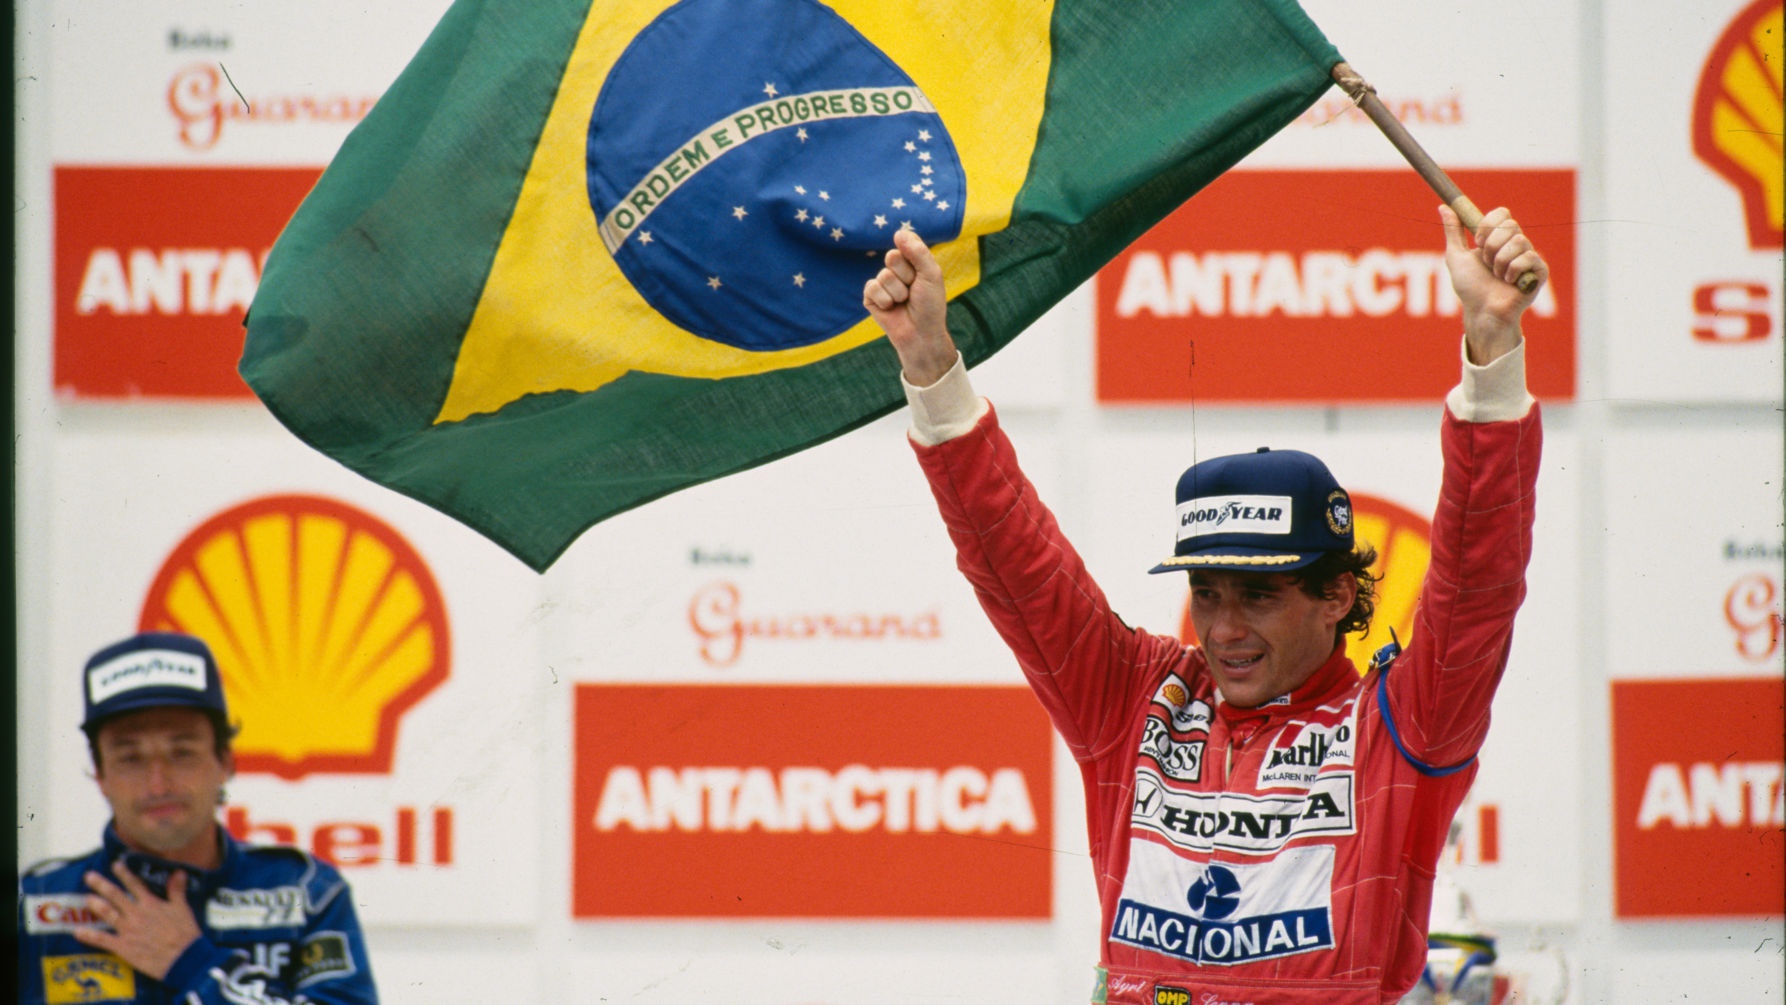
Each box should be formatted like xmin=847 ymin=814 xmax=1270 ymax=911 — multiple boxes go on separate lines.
xmin=1187 ymin=569 xmax=1354 ymax=708
xmin=94 ymin=706 xmax=233 ymax=865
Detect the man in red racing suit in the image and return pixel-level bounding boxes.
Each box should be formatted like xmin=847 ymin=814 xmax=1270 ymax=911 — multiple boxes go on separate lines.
xmin=863 ymin=206 xmax=1546 ymax=1005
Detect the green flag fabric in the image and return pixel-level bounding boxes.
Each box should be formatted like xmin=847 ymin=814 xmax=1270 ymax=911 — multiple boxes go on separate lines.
xmin=242 ymin=0 xmax=1343 ymax=571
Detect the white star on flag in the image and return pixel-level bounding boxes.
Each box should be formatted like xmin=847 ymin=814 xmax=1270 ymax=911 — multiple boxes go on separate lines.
xmin=813 ymin=215 xmax=825 ymax=228
xmin=918 ymin=151 xmax=931 ymax=162
xmin=911 ymin=184 xmax=923 ymax=194
xmin=891 ymin=198 xmax=905 ymax=208
xmin=935 ymin=201 xmax=949 ymax=211
xmin=636 ymin=231 xmax=653 ymax=245
xmin=918 ymin=129 xmax=931 ymax=141
xmin=922 ymin=190 xmax=935 ymax=201
xmin=792 ymin=273 xmax=806 ymax=287
xmin=874 ymin=215 xmax=888 ymax=227
xmin=921 ymin=165 xmax=933 ymax=175
xmin=830 ymin=227 xmax=844 ymax=240
xmin=795 ymin=185 xmax=807 ymax=195
xmin=795 ymin=208 xmax=809 ymax=221
xmin=763 ymin=82 xmax=778 ymax=97
xmin=707 ymin=276 xmax=722 ymax=289
xmin=731 ymin=206 xmax=748 ymax=220
xmin=797 ymin=127 xmax=809 ymax=142
xmin=904 ymin=141 xmax=916 ymax=152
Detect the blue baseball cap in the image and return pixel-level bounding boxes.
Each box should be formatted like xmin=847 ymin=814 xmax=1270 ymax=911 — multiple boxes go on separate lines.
xmin=1148 ymin=447 xmax=1354 ymax=574
xmin=80 ymin=632 xmax=229 ymax=737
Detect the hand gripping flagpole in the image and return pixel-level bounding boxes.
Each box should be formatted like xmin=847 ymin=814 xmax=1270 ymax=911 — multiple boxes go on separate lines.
xmin=1330 ymin=61 xmax=1540 ymax=294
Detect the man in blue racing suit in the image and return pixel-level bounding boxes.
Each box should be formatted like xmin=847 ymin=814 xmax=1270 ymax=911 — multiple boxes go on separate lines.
xmin=18 ymin=631 xmax=378 ymax=1004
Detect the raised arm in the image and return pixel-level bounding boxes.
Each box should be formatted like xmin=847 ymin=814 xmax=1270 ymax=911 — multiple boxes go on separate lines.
xmin=863 ymin=229 xmax=959 ymax=387
xmin=1383 ymin=206 xmax=1548 ymax=770
xmin=1440 ymin=204 xmax=1548 ymax=365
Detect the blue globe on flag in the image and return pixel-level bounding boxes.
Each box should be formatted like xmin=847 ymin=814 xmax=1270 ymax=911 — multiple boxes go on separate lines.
xmin=586 ymin=0 xmax=966 ymax=352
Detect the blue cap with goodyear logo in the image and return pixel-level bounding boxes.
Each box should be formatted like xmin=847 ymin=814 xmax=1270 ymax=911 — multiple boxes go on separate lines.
xmin=1148 ymin=447 xmax=1353 ymax=574
xmin=80 ymin=632 xmax=229 ymax=737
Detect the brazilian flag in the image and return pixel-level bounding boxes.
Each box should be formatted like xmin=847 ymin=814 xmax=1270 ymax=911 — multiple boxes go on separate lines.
xmin=242 ymin=0 xmax=1342 ymax=571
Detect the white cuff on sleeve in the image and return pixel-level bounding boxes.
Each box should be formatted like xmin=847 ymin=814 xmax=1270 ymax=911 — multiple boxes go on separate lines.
xmin=902 ymin=353 xmax=988 ymax=446
xmin=1445 ymin=336 xmax=1535 ymax=422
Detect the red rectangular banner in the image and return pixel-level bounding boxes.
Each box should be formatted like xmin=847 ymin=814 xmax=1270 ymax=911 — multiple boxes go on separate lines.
xmin=1095 ymin=169 xmax=1577 ymax=404
xmin=54 ymin=166 xmax=320 ymax=398
xmin=1611 ymin=676 xmax=1784 ymax=918
xmin=573 ymin=684 xmax=1054 ymax=918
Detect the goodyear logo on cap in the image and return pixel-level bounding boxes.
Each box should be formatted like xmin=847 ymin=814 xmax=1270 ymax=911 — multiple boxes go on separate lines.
xmin=139 ymin=494 xmax=450 ymax=780
xmin=1176 ymin=495 xmax=1293 ymax=541
xmin=85 ymin=649 xmax=207 ymax=705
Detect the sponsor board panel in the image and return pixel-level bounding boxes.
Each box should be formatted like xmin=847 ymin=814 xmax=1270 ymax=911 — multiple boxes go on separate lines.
xmin=1603 ymin=0 xmax=1784 ymax=403
xmin=54 ymin=166 xmax=320 ymax=398
xmin=573 ymin=684 xmax=1053 ymax=917
xmin=47 ymin=0 xmax=447 ymax=165
xmin=1606 ymin=939 xmax=1786 ymax=1004
xmin=39 ymin=423 xmax=547 ymax=925
xmin=1238 ymin=0 xmax=1579 ymax=169
xmin=326 ymin=940 xmax=541 ymax=1004
xmin=560 ymin=930 xmax=1059 ymax=1004
xmin=1085 ymin=421 xmax=1584 ymax=922
xmin=1611 ymin=677 xmax=1784 ymax=918
xmin=1095 ymin=169 xmax=1576 ymax=405
xmin=554 ymin=412 xmax=1044 ymax=684
xmin=1604 ymin=425 xmax=1785 ymax=676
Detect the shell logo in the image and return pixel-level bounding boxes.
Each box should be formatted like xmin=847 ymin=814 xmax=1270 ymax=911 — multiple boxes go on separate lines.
xmin=1693 ymin=0 xmax=1784 ymax=249
xmin=1177 ymin=492 xmax=1432 ymax=673
xmin=138 ymin=495 xmax=450 ymax=779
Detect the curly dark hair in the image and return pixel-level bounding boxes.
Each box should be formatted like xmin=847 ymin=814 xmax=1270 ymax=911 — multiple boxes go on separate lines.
xmin=1288 ymin=544 xmax=1381 ymax=646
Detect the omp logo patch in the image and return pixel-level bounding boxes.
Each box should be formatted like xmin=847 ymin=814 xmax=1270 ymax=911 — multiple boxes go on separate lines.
xmin=24 ymin=894 xmax=106 ymax=934
xmin=206 ymin=885 xmax=306 ymax=930
xmin=138 ymin=494 xmax=450 ymax=779
xmin=293 ymin=932 xmax=357 ymax=987
xmin=1155 ymin=985 xmax=1192 ymax=1005
xmin=1131 ymin=770 xmax=1355 ymax=853
xmin=42 ymin=954 xmax=135 ymax=1003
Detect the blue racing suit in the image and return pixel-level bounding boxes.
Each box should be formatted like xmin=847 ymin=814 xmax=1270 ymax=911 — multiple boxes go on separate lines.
xmin=18 ymin=824 xmax=377 ymax=1004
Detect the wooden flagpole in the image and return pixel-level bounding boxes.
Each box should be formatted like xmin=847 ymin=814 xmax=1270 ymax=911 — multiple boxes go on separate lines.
xmin=1330 ymin=62 xmax=1539 ymax=293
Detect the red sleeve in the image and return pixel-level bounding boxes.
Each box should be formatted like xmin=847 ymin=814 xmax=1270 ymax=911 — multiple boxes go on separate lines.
xmin=1385 ymin=404 xmax=1542 ymax=768
xmin=911 ymin=403 xmax=1184 ymax=760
